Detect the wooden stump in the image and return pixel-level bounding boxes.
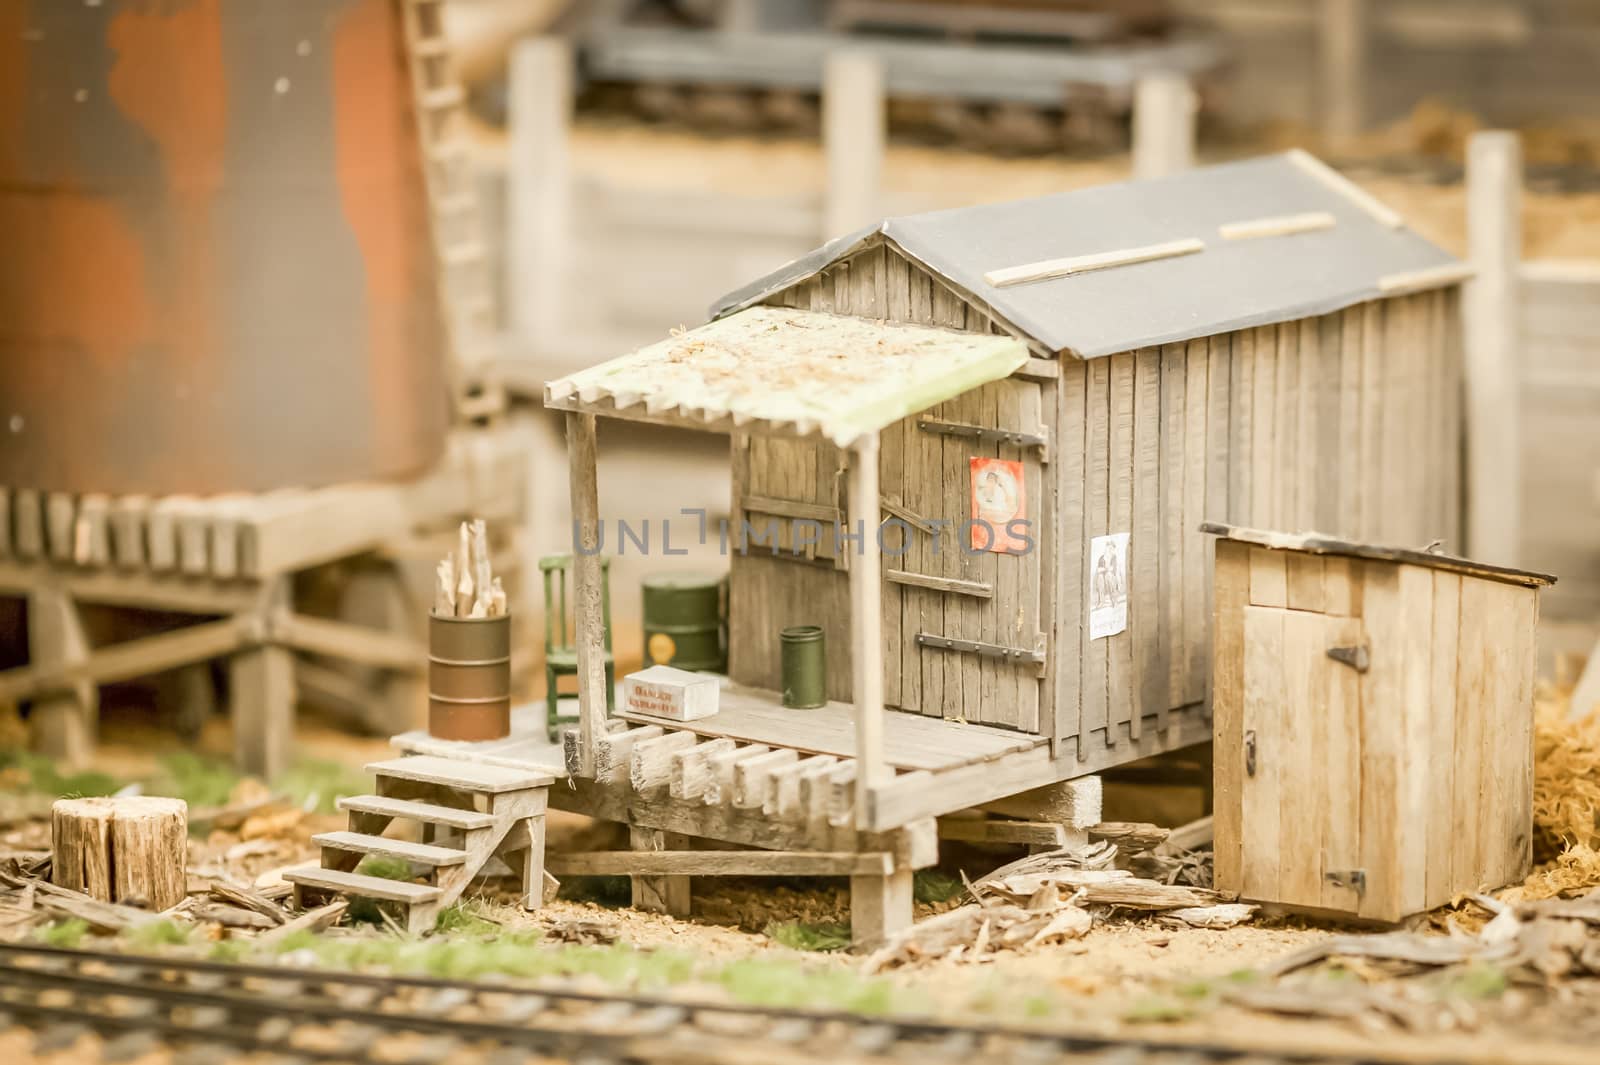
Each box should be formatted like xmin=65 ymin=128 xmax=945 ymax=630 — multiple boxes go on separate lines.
xmin=51 ymin=796 xmax=188 ymax=911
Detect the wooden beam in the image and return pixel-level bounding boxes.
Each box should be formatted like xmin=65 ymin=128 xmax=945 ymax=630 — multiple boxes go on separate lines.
xmin=0 ymin=563 xmax=262 ymax=615
xmin=508 ymin=36 xmax=573 ymax=341
xmin=1463 ymin=131 xmax=1523 ymax=565
xmin=232 ymin=577 xmax=295 ymax=780
xmin=985 ymin=239 xmax=1205 ymax=288
xmin=822 ymin=50 xmax=884 ymax=241
xmin=1318 ymin=0 xmax=1367 ymax=143
xmin=885 ymin=569 xmax=993 ymax=599
xmin=567 ymin=411 xmax=607 ymax=778
xmin=24 ymin=583 xmax=96 ymax=766
xmin=936 ymin=817 xmax=1070 ymax=848
xmin=848 ymin=435 xmax=886 ymax=814
xmin=547 ymin=850 xmax=893 ymax=877
xmin=1 ymin=616 xmax=247 ymax=705
xmin=1131 ymin=72 xmax=1195 ymax=180
xmin=629 ymin=826 xmax=691 ymax=916
xmin=1218 ymin=212 xmax=1336 ymax=241
xmin=267 ymin=611 xmax=424 ymax=673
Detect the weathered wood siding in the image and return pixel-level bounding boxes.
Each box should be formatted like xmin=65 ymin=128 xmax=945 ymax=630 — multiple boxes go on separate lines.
xmin=1056 ymin=287 xmax=1460 ymax=760
xmin=731 ymin=242 xmax=1056 ymax=728
xmin=732 ymin=238 xmax=1461 ymax=755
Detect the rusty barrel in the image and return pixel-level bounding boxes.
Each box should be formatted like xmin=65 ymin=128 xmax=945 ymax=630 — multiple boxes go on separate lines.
xmin=428 ymin=612 xmax=511 ymax=742
xmin=0 ymin=0 xmax=447 ymax=496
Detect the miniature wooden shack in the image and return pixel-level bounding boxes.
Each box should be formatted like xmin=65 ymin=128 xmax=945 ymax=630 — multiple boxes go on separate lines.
xmin=541 ymin=152 xmax=1471 ymax=937
xmin=1208 ymin=524 xmax=1554 ymax=922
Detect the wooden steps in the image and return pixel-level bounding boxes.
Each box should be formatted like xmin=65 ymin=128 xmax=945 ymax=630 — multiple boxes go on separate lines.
xmin=364 ymin=755 xmax=553 ymax=793
xmin=337 ymin=795 xmax=495 ymax=831
xmin=285 ymin=867 xmax=442 ymax=905
xmin=313 ymin=831 xmax=469 ymax=867
xmin=287 ymin=755 xmax=550 ymax=934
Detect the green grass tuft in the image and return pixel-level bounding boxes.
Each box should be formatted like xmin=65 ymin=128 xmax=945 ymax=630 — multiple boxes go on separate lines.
xmin=36 ymin=919 xmax=89 ymax=949
xmin=151 ymin=752 xmax=240 ymax=808
xmin=272 ymin=759 xmax=370 ymax=814
xmin=1121 ymin=994 xmax=1196 ymax=1024
xmin=2 ymin=750 xmax=123 ymax=798
xmin=765 ymin=920 xmax=852 ymax=952
xmin=716 ymin=958 xmax=916 ymax=1014
xmin=912 ymin=869 xmax=966 ymax=905
xmin=208 ymin=939 xmax=253 ymax=963
xmin=357 ymin=855 xmax=415 ymax=881
xmin=121 ymin=919 xmax=198 ymax=949
xmin=1436 ymin=961 xmax=1508 ymax=1001
xmin=434 ymin=901 xmax=502 ymax=937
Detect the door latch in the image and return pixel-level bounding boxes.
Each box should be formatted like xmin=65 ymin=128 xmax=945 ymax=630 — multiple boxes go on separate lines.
xmin=1324 ymin=869 xmax=1367 ymax=896
xmin=1244 ymin=729 xmax=1257 ymax=778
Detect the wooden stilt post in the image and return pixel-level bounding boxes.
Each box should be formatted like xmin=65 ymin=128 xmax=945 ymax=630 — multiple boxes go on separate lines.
xmin=1464 ymin=131 xmax=1523 ymax=565
xmin=26 ymin=583 xmax=96 ymax=767
xmin=1318 ymin=0 xmax=1367 ymax=145
xmin=851 ymin=868 xmax=913 ymax=948
xmin=847 ymin=434 xmax=886 ymax=817
xmin=630 ymin=826 xmax=692 ymax=916
xmin=1131 ymin=73 xmax=1195 ymax=180
xmin=508 ymin=36 xmax=574 ymax=342
xmin=231 ymin=576 xmax=295 ymax=780
xmin=822 ymin=50 xmax=885 ymax=241
xmin=566 ymin=411 xmax=607 ymax=778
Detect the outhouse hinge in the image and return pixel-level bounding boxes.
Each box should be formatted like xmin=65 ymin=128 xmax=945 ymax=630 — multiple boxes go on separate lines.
xmin=1326 ymin=642 xmax=1371 ymax=673
xmin=1324 ymin=869 xmax=1367 ymax=897
xmin=916 ymin=632 xmax=1046 ymax=673
xmin=917 ymin=419 xmax=1049 ymax=454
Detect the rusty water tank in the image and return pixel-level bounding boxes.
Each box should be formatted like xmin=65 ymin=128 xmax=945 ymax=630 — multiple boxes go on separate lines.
xmin=0 ymin=0 xmax=449 ymax=497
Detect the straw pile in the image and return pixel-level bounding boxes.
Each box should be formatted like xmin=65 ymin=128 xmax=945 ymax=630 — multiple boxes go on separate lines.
xmin=1503 ymin=681 xmax=1600 ymax=903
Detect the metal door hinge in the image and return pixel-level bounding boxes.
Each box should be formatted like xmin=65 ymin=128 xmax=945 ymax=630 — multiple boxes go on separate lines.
xmin=1325 ymin=869 xmax=1367 ymax=896
xmin=1244 ymin=729 xmax=1257 ymax=777
xmin=1326 ymin=642 xmax=1370 ymax=673
xmin=916 ymin=632 xmax=1045 ymax=668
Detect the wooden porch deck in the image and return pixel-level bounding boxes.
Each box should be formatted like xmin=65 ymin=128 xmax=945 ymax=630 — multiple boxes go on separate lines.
xmin=617 ymin=681 xmax=1043 ymax=772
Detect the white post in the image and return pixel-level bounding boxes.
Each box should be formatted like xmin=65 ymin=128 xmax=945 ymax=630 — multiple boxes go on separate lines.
xmin=847 ymin=434 xmax=886 ymax=817
xmin=1318 ymin=0 xmax=1367 ymax=144
xmin=566 ymin=412 xmax=607 ymax=777
xmin=508 ymin=36 xmax=573 ymax=343
xmin=1463 ymin=131 xmax=1523 ymax=565
xmin=823 ymin=50 xmax=885 ymax=241
xmin=1131 ymin=73 xmax=1195 ymax=180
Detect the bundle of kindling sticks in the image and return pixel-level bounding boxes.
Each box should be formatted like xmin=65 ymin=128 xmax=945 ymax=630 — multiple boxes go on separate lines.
xmin=434 ymin=519 xmax=508 ymax=617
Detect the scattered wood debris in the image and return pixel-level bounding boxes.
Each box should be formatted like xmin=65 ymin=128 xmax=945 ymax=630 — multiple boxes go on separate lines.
xmin=864 ymin=841 xmax=1255 ymax=972
xmin=435 ymin=518 xmax=507 ymax=617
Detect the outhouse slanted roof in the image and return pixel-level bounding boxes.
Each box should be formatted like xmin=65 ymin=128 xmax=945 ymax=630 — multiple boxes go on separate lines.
xmin=710 ymin=152 xmax=1468 ymax=359
xmin=543 ymin=306 xmax=1028 ymax=447
xmin=1201 ymin=523 xmax=1556 ymax=589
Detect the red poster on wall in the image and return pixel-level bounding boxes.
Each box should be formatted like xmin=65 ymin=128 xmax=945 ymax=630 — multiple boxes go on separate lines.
xmin=969 ymin=457 xmax=1027 ymax=553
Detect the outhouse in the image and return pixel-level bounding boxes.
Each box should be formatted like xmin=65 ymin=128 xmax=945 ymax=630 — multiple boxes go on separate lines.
xmin=538 ymin=152 xmax=1472 ymax=937
xmin=1207 ymin=524 xmax=1554 ymax=922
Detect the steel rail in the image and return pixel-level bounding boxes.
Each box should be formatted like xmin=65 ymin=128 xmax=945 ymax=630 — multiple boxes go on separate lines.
xmin=0 ymin=941 xmax=1466 ymax=1065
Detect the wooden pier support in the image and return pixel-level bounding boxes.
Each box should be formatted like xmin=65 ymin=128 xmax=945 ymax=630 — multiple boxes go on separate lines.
xmin=823 ymin=50 xmax=885 ymax=241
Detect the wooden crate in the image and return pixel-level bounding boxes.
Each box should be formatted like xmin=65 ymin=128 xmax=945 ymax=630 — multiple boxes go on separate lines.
xmin=1209 ymin=524 xmax=1554 ymax=922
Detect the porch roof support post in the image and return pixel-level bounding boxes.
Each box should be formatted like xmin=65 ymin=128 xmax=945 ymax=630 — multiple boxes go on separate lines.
xmin=567 ymin=411 xmax=606 ymax=778
xmin=847 ymin=432 xmax=887 ymax=817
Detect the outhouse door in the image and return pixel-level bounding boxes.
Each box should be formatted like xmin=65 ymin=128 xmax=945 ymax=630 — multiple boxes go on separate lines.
xmin=1239 ymin=604 xmax=1365 ymax=913
xmin=879 ymin=375 xmax=1048 ymax=733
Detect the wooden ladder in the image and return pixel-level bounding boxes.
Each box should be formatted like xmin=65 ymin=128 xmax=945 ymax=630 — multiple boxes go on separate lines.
xmin=398 ymin=0 xmax=501 ymax=421
xmin=286 ymin=756 xmax=551 ymax=934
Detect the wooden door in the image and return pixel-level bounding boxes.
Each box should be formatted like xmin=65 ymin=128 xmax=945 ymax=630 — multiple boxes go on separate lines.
xmin=1239 ymin=605 xmax=1365 ymax=911
xmin=880 ymin=376 xmax=1048 ymax=732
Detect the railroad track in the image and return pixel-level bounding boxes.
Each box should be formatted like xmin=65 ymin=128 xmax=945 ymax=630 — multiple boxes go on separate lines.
xmin=0 ymin=941 xmax=1458 ymax=1065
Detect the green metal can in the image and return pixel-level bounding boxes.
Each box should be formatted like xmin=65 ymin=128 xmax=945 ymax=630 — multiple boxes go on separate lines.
xmin=780 ymin=625 xmax=827 ymax=709
xmin=641 ymin=572 xmax=727 ymax=673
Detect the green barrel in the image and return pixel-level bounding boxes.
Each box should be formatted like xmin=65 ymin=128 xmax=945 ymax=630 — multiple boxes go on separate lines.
xmin=780 ymin=625 xmax=827 ymax=709
xmin=641 ymin=572 xmax=727 ymax=673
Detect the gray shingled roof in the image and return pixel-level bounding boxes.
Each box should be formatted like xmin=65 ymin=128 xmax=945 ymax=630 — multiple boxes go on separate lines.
xmin=710 ymin=153 xmax=1464 ymax=359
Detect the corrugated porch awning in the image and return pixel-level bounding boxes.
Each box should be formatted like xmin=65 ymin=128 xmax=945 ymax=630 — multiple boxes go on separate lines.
xmin=543 ymin=306 xmax=1029 ymax=447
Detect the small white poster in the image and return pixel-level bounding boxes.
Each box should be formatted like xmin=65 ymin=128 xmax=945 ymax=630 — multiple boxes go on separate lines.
xmin=1089 ymin=533 xmax=1129 ymax=640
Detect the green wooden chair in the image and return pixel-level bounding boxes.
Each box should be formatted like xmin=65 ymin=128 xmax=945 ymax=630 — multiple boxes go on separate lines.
xmin=539 ymin=554 xmax=615 ymax=741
